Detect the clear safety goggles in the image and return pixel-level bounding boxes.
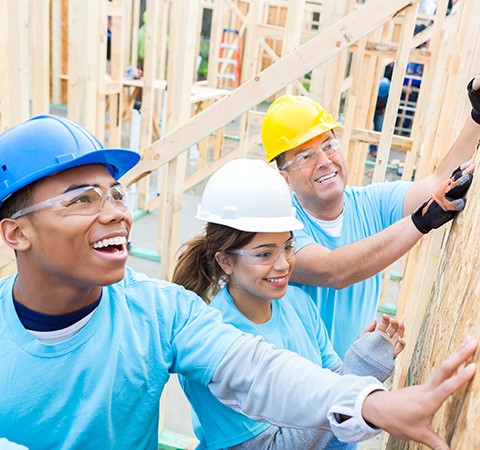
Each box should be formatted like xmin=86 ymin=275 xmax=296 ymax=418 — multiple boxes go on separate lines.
xmin=10 ymin=184 xmax=129 ymax=219
xmin=228 ymin=238 xmax=296 ymax=265
xmin=279 ymin=138 xmax=341 ymax=171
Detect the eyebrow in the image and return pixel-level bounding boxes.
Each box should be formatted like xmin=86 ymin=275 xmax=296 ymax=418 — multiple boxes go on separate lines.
xmin=63 ymin=181 xmax=120 ymax=193
xmin=250 ymin=237 xmax=294 ymax=250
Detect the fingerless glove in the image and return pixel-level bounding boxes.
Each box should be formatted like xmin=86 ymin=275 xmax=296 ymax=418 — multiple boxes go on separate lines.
xmin=467 ymin=78 xmax=480 ymax=124
xmin=411 ymin=171 xmax=473 ymax=234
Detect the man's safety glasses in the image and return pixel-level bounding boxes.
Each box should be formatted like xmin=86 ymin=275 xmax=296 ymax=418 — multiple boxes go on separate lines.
xmin=279 ymin=138 xmax=341 ymax=171
xmin=228 ymin=238 xmax=296 ymax=265
xmin=10 ymin=185 xmax=129 ymax=219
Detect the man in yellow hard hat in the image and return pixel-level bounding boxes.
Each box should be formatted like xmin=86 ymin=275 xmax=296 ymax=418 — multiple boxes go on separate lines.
xmin=261 ymin=76 xmax=480 ymax=359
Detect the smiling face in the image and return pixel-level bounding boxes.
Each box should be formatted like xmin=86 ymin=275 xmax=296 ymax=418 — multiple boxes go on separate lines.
xmin=3 ymin=164 xmax=132 ymax=313
xmin=216 ymin=232 xmax=295 ymax=323
xmin=280 ymin=131 xmax=348 ymax=220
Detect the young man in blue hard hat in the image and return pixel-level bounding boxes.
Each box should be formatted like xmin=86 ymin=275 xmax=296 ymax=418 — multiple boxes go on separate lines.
xmin=0 ymin=114 xmax=476 ymax=450
xmin=261 ymin=75 xmax=480 ymax=358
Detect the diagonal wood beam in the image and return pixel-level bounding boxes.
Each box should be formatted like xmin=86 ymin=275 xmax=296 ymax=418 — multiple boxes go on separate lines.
xmin=121 ymin=0 xmax=416 ymax=186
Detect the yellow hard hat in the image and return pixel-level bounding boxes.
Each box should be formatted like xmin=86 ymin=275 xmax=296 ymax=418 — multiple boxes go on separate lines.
xmin=261 ymin=95 xmax=340 ymax=162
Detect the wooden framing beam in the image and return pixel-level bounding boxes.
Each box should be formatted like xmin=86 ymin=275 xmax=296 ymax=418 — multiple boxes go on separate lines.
xmin=372 ymin=1 xmax=418 ymax=182
xmin=121 ymin=0 xmax=416 ymax=186
xmin=8 ymin=1 xmax=30 ymax=125
xmin=0 ymin=0 xmax=10 ymax=131
xmin=30 ymin=0 xmax=50 ymax=116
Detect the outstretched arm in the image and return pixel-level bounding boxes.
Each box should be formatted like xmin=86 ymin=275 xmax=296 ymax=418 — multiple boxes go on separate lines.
xmin=291 ymin=215 xmax=423 ymax=288
xmin=209 ymin=332 xmax=477 ymax=448
xmin=403 ymin=75 xmax=480 ymax=216
xmin=291 ymin=169 xmax=472 ymax=288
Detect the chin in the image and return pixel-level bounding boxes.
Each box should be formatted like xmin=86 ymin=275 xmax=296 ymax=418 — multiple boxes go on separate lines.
xmin=100 ymin=268 xmax=126 ymax=286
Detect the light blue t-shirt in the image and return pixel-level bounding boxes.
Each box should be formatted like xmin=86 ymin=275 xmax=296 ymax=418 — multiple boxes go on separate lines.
xmin=292 ymin=181 xmax=411 ymax=358
xmin=180 ymin=285 xmax=340 ymax=449
xmin=0 ymin=267 xmax=242 ymax=450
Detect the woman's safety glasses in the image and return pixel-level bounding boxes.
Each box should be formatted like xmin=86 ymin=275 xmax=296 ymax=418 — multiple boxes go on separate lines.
xmin=228 ymin=238 xmax=296 ymax=265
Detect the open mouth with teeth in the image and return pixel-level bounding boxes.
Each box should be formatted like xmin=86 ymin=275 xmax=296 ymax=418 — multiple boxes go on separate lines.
xmin=92 ymin=236 xmax=127 ymax=253
xmin=265 ymin=276 xmax=288 ymax=287
xmin=315 ymin=172 xmax=337 ymax=183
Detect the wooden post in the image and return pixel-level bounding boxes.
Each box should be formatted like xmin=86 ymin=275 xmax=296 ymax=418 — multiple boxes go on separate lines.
xmin=51 ymin=0 xmax=63 ymax=106
xmin=372 ymin=3 xmax=418 ymax=183
xmin=0 ymin=0 xmax=10 ymax=131
xmin=7 ymin=1 xmax=30 ymax=125
xmin=67 ymin=0 xmax=107 ymax=134
xmin=30 ymin=0 xmax=50 ymax=116
xmin=280 ymin=0 xmax=305 ymax=95
xmin=159 ymin=0 xmax=201 ymax=279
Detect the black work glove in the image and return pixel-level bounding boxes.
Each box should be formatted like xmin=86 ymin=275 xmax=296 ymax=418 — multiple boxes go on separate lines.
xmin=467 ymin=77 xmax=480 ymax=124
xmin=411 ymin=167 xmax=473 ymax=234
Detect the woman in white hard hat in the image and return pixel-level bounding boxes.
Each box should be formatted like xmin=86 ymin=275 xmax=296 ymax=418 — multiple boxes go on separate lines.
xmin=173 ymin=159 xmax=405 ymax=450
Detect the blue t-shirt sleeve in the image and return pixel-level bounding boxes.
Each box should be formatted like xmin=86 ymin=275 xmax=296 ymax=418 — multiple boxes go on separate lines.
xmin=317 ymin=320 xmax=340 ymax=369
xmin=289 ymin=287 xmax=340 ymax=369
xmin=362 ymin=180 xmax=411 ymax=226
xmin=293 ymin=224 xmax=317 ymax=253
xmin=160 ymin=284 xmax=243 ymax=386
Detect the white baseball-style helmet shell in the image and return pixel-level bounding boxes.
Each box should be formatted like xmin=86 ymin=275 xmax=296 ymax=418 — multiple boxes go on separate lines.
xmin=196 ymin=159 xmax=304 ymax=233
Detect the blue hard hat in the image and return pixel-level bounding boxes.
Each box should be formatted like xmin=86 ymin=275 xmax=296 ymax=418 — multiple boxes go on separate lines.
xmin=0 ymin=115 xmax=140 ymax=204
xmin=378 ymin=77 xmax=390 ymax=99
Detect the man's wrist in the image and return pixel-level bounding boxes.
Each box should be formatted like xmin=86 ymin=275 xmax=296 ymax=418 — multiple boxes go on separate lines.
xmin=472 ymin=109 xmax=480 ymax=125
xmin=361 ymin=389 xmax=388 ymax=429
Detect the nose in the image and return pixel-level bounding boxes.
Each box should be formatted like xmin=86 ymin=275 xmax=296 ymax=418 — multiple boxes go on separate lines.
xmin=98 ymin=196 xmax=129 ymax=221
xmin=273 ymin=250 xmax=291 ymax=271
xmin=314 ymin=148 xmax=333 ymax=167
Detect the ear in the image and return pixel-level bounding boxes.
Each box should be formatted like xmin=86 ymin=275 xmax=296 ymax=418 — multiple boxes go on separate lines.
xmin=215 ymin=251 xmax=234 ymax=275
xmin=280 ymin=170 xmax=293 ymax=188
xmin=0 ymin=219 xmax=32 ymax=252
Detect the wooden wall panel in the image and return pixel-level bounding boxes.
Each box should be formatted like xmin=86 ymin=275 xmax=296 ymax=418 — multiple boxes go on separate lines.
xmin=386 ymin=155 xmax=480 ymax=449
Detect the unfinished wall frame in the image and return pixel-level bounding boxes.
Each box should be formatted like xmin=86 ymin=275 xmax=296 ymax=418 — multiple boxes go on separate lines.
xmin=1 ymin=1 xmax=480 ymax=446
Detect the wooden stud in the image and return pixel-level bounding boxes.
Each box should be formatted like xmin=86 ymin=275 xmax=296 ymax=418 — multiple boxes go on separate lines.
xmin=0 ymin=0 xmax=10 ymax=131
xmin=8 ymin=1 xmax=30 ymax=124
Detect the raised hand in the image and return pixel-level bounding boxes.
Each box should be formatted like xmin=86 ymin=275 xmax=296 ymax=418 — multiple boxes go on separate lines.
xmin=411 ymin=167 xmax=473 ymax=234
xmin=375 ymin=313 xmax=406 ymax=358
xmin=362 ymin=336 xmax=477 ymax=449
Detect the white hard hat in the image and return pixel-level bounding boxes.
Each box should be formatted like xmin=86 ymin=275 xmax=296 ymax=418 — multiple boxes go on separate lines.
xmin=196 ymin=159 xmax=304 ymax=232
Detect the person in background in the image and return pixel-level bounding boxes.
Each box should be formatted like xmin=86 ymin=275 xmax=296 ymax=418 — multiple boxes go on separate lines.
xmin=173 ymin=159 xmax=406 ymax=450
xmin=260 ymin=76 xmax=480 ymax=358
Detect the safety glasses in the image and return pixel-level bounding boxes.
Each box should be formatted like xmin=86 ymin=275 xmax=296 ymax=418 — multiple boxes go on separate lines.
xmin=228 ymin=238 xmax=296 ymax=265
xmin=10 ymin=184 xmax=129 ymax=219
xmin=279 ymin=138 xmax=341 ymax=171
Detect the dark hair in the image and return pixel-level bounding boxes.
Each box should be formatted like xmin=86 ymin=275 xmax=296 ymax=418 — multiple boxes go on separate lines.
xmin=0 ymin=183 xmax=36 ymax=220
xmin=172 ymin=223 xmax=256 ymax=303
xmin=274 ymin=153 xmax=287 ymax=170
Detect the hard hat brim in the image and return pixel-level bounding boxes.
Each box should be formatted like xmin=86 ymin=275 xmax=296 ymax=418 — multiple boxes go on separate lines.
xmin=196 ymin=213 xmax=304 ymax=233
xmin=0 ymin=149 xmax=140 ymax=204
xmin=63 ymin=148 xmax=141 ymax=180
xmin=293 ymin=121 xmax=341 ymax=151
